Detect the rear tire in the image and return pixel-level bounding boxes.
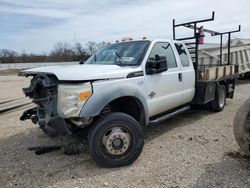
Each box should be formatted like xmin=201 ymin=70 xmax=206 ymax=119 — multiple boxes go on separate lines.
xmin=88 ymin=112 xmax=144 ymax=168
xmin=210 ymin=85 xmax=226 ymax=112
xmin=233 ymin=98 xmax=250 ymax=155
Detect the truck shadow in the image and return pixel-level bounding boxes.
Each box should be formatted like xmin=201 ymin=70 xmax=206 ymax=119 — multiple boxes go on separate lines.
xmin=193 ymin=151 xmax=250 ymax=187
xmin=145 ymin=108 xmax=211 ymax=142
xmin=236 ymin=75 xmax=250 ymax=86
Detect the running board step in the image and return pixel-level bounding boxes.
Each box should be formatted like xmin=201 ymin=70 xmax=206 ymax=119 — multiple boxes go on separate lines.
xmin=149 ymin=106 xmax=191 ymax=126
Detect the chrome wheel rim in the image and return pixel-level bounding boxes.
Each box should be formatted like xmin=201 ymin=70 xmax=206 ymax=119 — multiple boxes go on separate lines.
xmin=219 ymin=88 xmax=225 ymax=108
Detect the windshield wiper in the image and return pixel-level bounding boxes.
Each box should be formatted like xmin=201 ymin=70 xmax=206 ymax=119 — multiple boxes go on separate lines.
xmin=113 ymin=49 xmax=124 ymax=65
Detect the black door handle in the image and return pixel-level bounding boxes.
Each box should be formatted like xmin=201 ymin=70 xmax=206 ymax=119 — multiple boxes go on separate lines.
xmin=178 ymin=73 xmax=182 ymax=82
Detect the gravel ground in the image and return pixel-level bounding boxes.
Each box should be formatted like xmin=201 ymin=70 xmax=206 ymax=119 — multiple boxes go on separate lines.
xmin=0 ymin=76 xmax=30 ymax=102
xmin=1 ymin=77 xmax=250 ymax=188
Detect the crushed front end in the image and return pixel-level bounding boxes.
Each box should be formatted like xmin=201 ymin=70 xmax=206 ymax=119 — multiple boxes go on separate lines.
xmin=20 ymin=74 xmax=71 ymax=137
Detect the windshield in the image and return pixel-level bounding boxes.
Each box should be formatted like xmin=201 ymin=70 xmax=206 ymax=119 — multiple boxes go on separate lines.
xmin=85 ymin=41 xmax=150 ymax=66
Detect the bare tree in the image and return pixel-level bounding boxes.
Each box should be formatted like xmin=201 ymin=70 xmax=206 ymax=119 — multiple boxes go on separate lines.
xmin=74 ymin=42 xmax=89 ymax=61
xmin=0 ymin=49 xmax=18 ymax=63
xmin=74 ymin=42 xmax=86 ymax=57
xmin=0 ymin=40 xmax=107 ymax=63
xmin=85 ymin=41 xmax=98 ymax=55
xmin=21 ymin=50 xmax=27 ymax=62
xmin=85 ymin=41 xmax=107 ymax=55
xmin=50 ymin=42 xmax=74 ymax=61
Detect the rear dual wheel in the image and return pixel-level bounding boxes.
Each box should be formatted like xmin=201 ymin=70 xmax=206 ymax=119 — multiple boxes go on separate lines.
xmin=88 ymin=112 xmax=144 ymax=168
xmin=210 ymin=85 xmax=226 ymax=112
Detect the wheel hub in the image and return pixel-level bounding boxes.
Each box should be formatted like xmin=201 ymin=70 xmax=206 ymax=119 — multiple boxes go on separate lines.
xmin=102 ymin=127 xmax=131 ymax=155
xmin=112 ymin=138 xmax=124 ymax=150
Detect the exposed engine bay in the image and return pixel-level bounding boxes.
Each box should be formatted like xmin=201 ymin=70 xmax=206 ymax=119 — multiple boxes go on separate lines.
xmin=20 ymin=74 xmax=71 ymax=137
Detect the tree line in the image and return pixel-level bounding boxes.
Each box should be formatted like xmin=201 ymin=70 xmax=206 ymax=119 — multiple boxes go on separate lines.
xmin=0 ymin=41 xmax=106 ymax=63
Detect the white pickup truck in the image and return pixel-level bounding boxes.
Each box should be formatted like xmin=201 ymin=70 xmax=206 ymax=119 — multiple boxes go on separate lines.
xmin=19 ymin=13 xmax=238 ymax=167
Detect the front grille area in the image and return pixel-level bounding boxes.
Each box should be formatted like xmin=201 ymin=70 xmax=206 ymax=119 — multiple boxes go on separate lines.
xmin=23 ymin=74 xmax=58 ymax=107
xmin=21 ymin=74 xmax=71 ymax=136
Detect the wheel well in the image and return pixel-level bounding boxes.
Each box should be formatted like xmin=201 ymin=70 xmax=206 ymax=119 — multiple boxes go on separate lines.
xmin=103 ymin=96 xmax=146 ymax=127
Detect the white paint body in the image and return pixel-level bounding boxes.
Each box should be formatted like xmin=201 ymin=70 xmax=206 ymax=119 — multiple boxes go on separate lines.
xmin=21 ymin=39 xmax=195 ymax=118
xmin=143 ymin=39 xmax=195 ymax=116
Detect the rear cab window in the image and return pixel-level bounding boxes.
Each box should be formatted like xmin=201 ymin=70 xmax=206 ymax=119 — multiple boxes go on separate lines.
xmin=174 ymin=43 xmax=190 ymax=67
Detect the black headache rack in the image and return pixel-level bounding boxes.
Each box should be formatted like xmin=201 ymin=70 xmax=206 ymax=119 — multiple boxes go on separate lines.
xmin=173 ymin=12 xmax=241 ymax=105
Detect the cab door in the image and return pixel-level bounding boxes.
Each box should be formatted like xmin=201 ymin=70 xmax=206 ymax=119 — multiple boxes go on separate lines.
xmin=145 ymin=42 xmax=184 ymax=117
xmin=174 ymin=42 xmax=195 ymax=104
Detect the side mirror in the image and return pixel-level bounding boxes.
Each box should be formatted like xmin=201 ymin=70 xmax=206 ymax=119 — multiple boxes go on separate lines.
xmin=147 ymin=55 xmax=168 ymax=74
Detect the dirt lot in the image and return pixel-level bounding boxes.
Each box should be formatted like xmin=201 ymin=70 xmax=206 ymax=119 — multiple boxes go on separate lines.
xmin=0 ymin=76 xmax=30 ymax=102
xmin=1 ymin=76 xmax=250 ymax=188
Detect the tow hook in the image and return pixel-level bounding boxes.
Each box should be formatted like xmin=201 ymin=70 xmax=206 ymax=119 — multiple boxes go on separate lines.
xmin=20 ymin=107 xmax=38 ymax=123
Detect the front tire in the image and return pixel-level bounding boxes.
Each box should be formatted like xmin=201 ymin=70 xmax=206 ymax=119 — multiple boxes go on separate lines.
xmin=88 ymin=112 xmax=144 ymax=168
xmin=210 ymin=85 xmax=226 ymax=112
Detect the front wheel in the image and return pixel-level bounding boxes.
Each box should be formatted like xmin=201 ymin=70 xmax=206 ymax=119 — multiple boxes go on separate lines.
xmin=210 ymin=85 xmax=226 ymax=112
xmin=88 ymin=112 xmax=144 ymax=168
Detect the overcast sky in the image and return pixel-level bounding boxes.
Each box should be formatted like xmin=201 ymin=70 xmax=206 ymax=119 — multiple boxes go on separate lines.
xmin=0 ymin=0 xmax=249 ymax=53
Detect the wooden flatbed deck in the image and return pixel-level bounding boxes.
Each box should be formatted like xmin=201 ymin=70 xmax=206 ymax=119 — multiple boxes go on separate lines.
xmin=199 ymin=65 xmax=236 ymax=81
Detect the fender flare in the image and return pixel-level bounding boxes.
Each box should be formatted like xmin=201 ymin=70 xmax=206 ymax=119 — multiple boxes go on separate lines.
xmin=79 ymin=83 xmax=149 ymax=125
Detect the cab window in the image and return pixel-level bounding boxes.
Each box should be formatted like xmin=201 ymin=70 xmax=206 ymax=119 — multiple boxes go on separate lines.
xmin=148 ymin=42 xmax=177 ymax=69
xmin=174 ymin=43 xmax=190 ymax=67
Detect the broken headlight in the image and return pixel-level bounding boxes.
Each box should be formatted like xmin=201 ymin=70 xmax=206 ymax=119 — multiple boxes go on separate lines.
xmin=57 ymin=83 xmax=92 ymax=117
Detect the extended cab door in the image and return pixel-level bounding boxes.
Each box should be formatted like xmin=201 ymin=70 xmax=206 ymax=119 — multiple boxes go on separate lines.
xmin=145 ymin=41 xmax=184 ymax=117
xmin=174 ymin=42 xmax=195 ymax=104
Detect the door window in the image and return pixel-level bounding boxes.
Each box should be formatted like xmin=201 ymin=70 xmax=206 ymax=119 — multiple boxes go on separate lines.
xmin=148 ymin=42 xmax=177 ymax=69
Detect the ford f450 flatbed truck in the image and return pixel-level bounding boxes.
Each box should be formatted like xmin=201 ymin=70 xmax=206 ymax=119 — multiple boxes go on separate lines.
xmin=19 ymin=12 xmax=239 ymax=167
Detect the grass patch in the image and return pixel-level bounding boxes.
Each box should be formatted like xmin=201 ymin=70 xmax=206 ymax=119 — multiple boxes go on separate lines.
xmin=0 ymin=69 xmax=23 ymax=76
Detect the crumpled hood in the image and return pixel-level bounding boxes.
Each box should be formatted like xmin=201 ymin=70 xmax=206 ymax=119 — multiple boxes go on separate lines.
xmin=19 ymin=64 xmax=142 ymax=81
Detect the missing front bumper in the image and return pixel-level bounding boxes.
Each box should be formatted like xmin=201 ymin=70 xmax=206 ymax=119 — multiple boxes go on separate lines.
xmin=20 ymin=106 xmax=71 ymax=137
